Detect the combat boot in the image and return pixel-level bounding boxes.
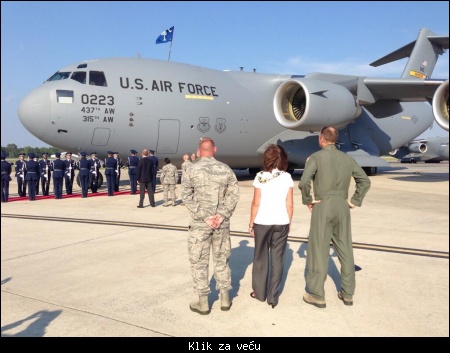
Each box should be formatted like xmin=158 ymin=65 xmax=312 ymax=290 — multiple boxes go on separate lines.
xmin=220 ymin=289 xmax=232 ymax=311
xmin=190 ymin=295 xmax=210 ymax=315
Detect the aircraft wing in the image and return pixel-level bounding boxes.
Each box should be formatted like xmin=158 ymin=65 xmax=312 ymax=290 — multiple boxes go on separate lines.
xmin=345 ymin=150 xmax=390 ymax=168
xmin=362 ymin=78 xmax=445 ymax=103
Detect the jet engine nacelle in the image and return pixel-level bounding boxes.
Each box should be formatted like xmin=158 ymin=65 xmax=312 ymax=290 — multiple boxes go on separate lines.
xmin=408 ymin=142 xmax=427 ymax=154
xmin=432 ymin=80 xmax=449 ymax=131
xmin=273 ymin=78 xmax=361 ymax=131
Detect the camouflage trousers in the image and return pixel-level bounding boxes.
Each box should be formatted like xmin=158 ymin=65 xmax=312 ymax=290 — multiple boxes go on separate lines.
xmin=163 ymin=184 xmax=176 ymax=204
xmin=188 ymin=221 xmax=232 ymax=295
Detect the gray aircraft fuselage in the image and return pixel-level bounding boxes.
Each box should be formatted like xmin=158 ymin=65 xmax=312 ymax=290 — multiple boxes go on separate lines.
xmin=17 ymin=28 xmax=448 ymax=172
xmin=393 ymin=135 xmax=449 ymax=163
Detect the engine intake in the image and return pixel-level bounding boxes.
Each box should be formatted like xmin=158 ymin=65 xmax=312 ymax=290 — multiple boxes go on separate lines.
xmin=432 ymin=80 xmax=449 ymax=131
xmin=273 ymin=78 xmax=361 ymax=131
xmin=408 ymin=142 xmax=427 ymax=154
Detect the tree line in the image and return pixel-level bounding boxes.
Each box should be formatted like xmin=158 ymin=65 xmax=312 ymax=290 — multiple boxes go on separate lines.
xmin=1 ymin=144 xmax=59 ymax=159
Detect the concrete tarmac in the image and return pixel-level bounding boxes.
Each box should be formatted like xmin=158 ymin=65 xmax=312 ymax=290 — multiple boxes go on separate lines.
xmin=1 ymin=162 xmax=448 ymax=337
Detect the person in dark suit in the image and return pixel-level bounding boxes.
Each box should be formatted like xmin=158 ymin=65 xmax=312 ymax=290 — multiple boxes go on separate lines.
xmin=104 ymin=151 xmax=117 ymax=196
xmin=127 ymin=149 xmax=139 ymax=195
xmin=51 ymin=152 xmax=65 ymax=199
xmin=15 ymin=152 xmax=27 ymax=197
xmin=39 ymin=152 xmax=52 ymax=196
xmin=89 ymin=152 xmax=101 ymax=193
xmin=136 ymin=149 xmax=155 ymax=208
xmin=1 ymin=152 xmax=12 ymax=202
xmin=148 ymin=149 xmax=158 ymax=193
xmin=77 ymin=152 xmax=90 ymax=198
xmin=24 ymin=153 xmax=40 ymax=201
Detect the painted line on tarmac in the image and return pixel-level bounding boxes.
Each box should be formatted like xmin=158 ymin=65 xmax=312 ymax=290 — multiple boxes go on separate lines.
xmin=2 ymin=213 xmax=448 ymax=259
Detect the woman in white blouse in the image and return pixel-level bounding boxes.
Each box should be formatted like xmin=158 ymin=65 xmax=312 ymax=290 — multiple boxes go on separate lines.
xmin=248 ymin=144 xmax=294 ymax=308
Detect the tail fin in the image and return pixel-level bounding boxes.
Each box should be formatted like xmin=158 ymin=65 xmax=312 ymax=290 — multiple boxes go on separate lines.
xmin=370 ymin=28 xmax=449 ymax=80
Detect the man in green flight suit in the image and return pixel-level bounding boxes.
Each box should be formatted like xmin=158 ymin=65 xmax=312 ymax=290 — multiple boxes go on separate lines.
xmin=300 ymin=126 xmax=371 ymax=308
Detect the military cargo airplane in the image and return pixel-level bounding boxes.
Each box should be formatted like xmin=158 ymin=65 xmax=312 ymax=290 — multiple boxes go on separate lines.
xmin=18 ymin=28 xmax=449 ymax=187
xmin=390 ymin=135 xmax=449 ymax=163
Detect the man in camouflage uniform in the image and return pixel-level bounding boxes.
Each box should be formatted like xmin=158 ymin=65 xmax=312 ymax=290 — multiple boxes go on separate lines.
xmin=300 ymin=126 xmax=371 ymax=308
xmin=160 ymin=158 xmax=178 ymax=206
xmin=180 ymin=153 xmax=192 ymax=206
xmin=182 ymin=137 xmax=240 ymax=315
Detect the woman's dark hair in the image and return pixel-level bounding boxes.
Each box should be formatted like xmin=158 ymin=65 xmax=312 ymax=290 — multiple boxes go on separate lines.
xmin=262 ymin=144 xmax=288 ymax=172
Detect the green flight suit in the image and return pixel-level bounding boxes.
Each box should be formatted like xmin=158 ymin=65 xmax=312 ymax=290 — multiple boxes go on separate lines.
xmin=300 ymin=145 xmax=371 ymax=301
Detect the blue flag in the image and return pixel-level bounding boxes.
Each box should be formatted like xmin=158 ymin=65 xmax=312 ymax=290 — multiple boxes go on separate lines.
xmin=156 ymin=26 xmax=174 ymax=44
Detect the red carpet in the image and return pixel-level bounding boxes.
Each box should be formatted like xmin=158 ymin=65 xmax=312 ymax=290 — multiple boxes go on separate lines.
xmin=8 ymin=190 xmax=132 ymax=202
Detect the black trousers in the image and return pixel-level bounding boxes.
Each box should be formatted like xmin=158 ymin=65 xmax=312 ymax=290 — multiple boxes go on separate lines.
xmin=252 ymin=223 xmax=289 ymax=306
xmin=138 ymin=181 xmax=155 ymax=207
xmin=40 ymin=176 xmax=50 ymax=196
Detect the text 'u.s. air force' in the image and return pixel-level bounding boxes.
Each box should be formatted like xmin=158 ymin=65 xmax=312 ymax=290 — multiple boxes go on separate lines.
xmin=120 ymin=77 xmax=219 ymax=97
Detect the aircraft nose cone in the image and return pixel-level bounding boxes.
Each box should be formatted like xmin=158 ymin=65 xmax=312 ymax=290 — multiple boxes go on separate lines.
xmin=18 ymin=86 xmax=50 ymax=141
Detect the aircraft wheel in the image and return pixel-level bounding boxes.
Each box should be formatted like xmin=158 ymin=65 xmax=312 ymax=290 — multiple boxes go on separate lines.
xmin=248 ymin=168 xmax=260 ymax=177
xmin=76 ymin=173 xmax=103 ymax=189
xmin=362 ymin=167 xmax=377 ymax=176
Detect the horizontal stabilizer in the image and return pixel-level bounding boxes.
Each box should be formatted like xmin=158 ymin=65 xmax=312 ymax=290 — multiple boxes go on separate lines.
xmin=370 ymin=40 xmax=416 ymax=67
xmin=369 ymin=28 xmax=449 ymax=80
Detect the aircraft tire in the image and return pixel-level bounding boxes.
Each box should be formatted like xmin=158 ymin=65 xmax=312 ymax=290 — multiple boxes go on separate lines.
xmin=76 ymin=173 xmax=104 ymax=189
xmin=248 ymin=168 xmax=260 ymax=177
xmin=362 ymin=166 xmax=377 ymax=176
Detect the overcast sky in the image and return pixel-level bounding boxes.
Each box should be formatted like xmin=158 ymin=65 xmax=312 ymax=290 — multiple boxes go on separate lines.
xmin=1 ymin=1 xmax=448 ymax=147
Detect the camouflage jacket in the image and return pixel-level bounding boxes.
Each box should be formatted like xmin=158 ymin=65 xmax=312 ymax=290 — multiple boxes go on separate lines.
xmin=182 ymin=156 xmax=240 ymax=224
xmin=160 ymin=163 xmax=178 ymax=185
xmin=181 ymin=160 xmax=193 ymax=182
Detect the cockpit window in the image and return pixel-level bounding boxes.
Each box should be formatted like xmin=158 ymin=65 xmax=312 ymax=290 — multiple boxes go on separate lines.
xmin=47 ymin=72 xmax=71 ymax=81
xmin=71 ymin=71 xmax=86 ymax=84
xmin=89 ymin=71 xmax=107 ymax=87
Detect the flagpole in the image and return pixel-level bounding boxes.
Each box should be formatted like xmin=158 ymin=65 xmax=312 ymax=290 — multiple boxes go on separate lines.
xmin=168 ymin=40 xmax=173 ymax=61
xmin=168 ymin=27 xmax=174 ymax=61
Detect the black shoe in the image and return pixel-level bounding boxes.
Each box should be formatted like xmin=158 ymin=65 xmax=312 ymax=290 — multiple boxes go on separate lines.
xmin=137 ymin=205 xmax=144 ymax=208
